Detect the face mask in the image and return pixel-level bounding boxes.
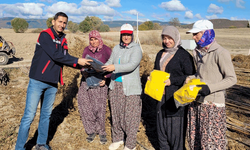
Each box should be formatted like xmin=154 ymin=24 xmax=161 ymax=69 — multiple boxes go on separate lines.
xmin=196 ymin=29 xmax=215 ymax=48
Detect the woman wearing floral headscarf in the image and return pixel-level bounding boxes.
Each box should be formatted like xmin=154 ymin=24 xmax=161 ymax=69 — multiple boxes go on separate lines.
xmin=77 ymin=30 xmax=112 ymax=145
xmin=186 ymin=20 xmax=237 ymax=150
xmin=153 ymin=26 xmax=195 ymax=150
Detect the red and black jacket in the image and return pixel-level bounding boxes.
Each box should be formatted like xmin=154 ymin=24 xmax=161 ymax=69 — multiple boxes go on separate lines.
xmin=29 ymin=26 xmax=78 ymax=85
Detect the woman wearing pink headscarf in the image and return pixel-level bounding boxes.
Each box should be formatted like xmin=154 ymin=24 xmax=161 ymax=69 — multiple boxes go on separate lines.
xmin=77 ymin=30 xmax=112 ymax=145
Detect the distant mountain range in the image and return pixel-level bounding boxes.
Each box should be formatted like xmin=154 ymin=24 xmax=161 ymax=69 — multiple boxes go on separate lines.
xmin=0 ymin=17 xmax=48 ymax=29
xmin=104 ymin=20 xmax=175 ymax=28
xmin=182 ymin=19 xmax=249 ymax=29
xmin=0 ymin=17 xmax=172 ymax=29
xmin=0 ymin=17 xmax=248 ymax=29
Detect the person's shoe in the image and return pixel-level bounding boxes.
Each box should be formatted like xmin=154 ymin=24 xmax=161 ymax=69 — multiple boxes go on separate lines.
xmin=86 ymin=133 xmax=96 ymax=143
xmin=108 ymin=140 xmax=124 ymax=150
xmin=123 ymin=146 xmax=136 ymax=150
xmin=99 ymin=135 xmax=107 ymax=144
xmin=35 ymin=144 xmax=49 ymax=150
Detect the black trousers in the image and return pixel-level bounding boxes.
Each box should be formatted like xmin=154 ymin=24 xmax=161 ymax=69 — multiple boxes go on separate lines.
xmin=156 ymin=97 xmax=187 ymax=150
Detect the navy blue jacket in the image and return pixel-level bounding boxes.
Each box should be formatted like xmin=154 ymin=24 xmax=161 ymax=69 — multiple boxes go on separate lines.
xmin=29 ymin=26 xmax=78 ymax=85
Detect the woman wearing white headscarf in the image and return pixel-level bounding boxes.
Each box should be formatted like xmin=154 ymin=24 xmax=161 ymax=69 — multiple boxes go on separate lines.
xmin=153 ymin=26 xmax=195 ymax=150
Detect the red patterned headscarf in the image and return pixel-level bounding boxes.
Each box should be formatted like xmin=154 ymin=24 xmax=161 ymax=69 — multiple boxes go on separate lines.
xmin=88 ymin=30 xmax=103 ymax=53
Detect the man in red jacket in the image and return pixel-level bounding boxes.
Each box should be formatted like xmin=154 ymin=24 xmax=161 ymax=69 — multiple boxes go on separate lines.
xmin=15 ymin=12 xmax=92 ymax=150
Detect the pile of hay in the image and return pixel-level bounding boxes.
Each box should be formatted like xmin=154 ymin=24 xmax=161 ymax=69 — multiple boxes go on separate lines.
xmin=232 ymin=54 xmax=250 ymax=69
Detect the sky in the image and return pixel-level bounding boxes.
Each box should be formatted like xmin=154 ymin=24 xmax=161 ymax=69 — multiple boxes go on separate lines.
xmin=0 ymin=0 xmax=249 ymax=24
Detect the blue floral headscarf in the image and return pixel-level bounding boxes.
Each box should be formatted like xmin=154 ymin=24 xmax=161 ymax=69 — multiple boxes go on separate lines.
xmin=196 ymin=29 xmax=215 ymax=48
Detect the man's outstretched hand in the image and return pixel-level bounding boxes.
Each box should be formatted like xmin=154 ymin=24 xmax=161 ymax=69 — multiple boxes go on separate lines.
xmin=78 ymin=58 xmax=93 ymax=66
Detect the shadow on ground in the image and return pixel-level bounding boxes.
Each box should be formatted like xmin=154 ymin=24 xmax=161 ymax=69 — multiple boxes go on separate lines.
xmin=24 ymin=73 xmax=80 ymax=150
xmin=226 ymin=84 xmax=250 ymax=100
xmin=140 ymin=73 xmax=159 ymax=150
xmin=7 ymin=56 xmax=23 ymax=64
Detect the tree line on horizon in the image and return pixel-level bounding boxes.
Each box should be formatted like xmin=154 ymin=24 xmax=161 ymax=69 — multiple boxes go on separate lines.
xmin=10 ymin=16 xmax=184 ymax=33
xmin=10 ymin=16 xmax=111 ymax=33
xmin=13 ymin=17 xmax=250 ymax=33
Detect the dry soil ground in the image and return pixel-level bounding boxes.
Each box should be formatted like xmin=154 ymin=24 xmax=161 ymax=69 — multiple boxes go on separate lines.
xmin=0 ymin=28 xmax=250 ymax=150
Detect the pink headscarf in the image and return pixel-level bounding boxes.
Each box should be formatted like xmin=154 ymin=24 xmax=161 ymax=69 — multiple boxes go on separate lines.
xmin=88 ymin=30 xmax=104 ymax=53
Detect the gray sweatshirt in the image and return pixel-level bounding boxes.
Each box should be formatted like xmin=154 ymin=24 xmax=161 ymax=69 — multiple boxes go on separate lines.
xmin=105 ymin=42 xmax=142 ymax=96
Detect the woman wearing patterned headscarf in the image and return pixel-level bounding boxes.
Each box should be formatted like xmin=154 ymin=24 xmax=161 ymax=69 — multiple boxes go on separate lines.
xmin=186 ymin=20 xmax=237 ymax=150
xmin=153 ymin=26 xmax=195 ymax=150
xmin=77 ymin=30 xmax=112 ymax=145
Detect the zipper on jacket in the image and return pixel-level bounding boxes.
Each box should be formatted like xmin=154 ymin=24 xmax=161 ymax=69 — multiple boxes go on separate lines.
xmin=42 ymin=60 xmax=51 ymax=74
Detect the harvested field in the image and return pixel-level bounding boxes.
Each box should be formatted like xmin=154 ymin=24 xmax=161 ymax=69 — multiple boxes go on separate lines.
xmin=0 ymin=28 xmax=250 ymax=150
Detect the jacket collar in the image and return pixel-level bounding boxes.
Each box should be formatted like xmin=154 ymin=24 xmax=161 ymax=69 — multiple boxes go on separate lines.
xmin=120 ymin=42 xmax=137 ymax=49
xmin=50 ymin=26 xmax=66 ymax=40
xmin=207 ymin=40 xmax=219 ymax=53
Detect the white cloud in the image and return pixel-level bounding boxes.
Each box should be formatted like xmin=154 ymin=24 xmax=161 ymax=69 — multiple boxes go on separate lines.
xmin=151 ymin=13 xmax=170 ymax=21
xmin=206 ymin=14 xmax=218 ymax=19
xmin=68 ymin=15 xmax=86 ymax=23
xmin=0 ymin=4 xmax=17 ymax=17
xmin=230 ymin=17 xmax=238 ymax=20
xmin=185 ymin=11 xmax=193 ymax=19
xmin=174 ymin=13 xmax=181 ymax=17
xmin=43 ymin=12 xmax=55 ymax=18
xmin=103 ymin=16 xmax=113 ymax=21
xmin=182 ymin=21 xmax=193 ymax=24
xmin=81 ymin=0 xmax=98 ymax=6
xmin=47 ymin=2 xmax=80 ymax=15
xmin=18 ymin=3 xmax=45 ymax=15
xmin=122 ymin=9 xmax=144 ymax=16
xmin=0 ymin=1 xmax=118 ymax=22
xmin=236 ymin=0 xmax=245 ymax=8
xmin=151 ymin=13 xmax=165 ymax=21
xmin=46 ymin=2 xmax=116 ymax=17
xmin=0 ymin=3 xmax=45 ymax=18
xmin=159 ymin=0 xmax=186 ymax=11
xmin=207 ymin=4 xmax=223 ymax=14
xmin=195 ymin=14 xmax=203 ymax=19
xmin=105 ymin=0 xmax=121 ymax=7
xmin=80 ymin=3 xmax=116 ymax=16
xmin=27 ymin=15 xmax=43 ymax=19
xmin=217 ymin=0 xmax=245 ymax=9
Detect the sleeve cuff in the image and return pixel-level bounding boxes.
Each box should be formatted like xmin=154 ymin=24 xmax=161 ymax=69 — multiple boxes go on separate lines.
xmin=73 ymin=58 xmax=78 ymax=67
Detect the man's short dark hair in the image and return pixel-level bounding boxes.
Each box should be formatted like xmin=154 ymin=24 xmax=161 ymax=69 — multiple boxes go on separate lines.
xmin=54 ymin=12 xmax=68 ymax=20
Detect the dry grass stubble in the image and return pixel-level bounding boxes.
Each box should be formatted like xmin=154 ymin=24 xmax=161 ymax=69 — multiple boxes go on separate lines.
xmin=1 ymin=28 xmax=250 ymax=149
